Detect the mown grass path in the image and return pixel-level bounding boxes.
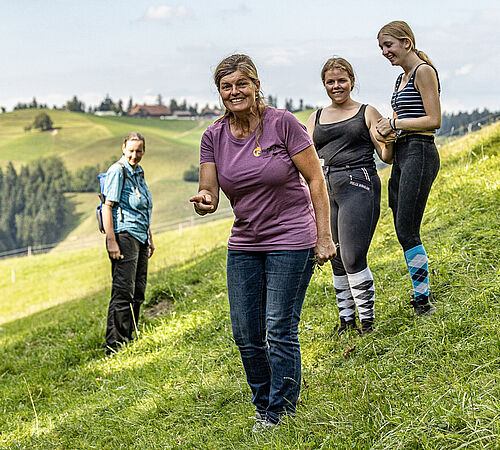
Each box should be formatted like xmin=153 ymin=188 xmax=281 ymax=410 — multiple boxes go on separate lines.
xmin=0 ymin=124 xmax=499 ymax=448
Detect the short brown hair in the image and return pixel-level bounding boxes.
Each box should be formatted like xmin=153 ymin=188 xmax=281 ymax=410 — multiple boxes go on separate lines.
xmin=321 ymin=57 xmax=355 ymax=90
xmin=123 ymin=131 xmax=146 ymax=151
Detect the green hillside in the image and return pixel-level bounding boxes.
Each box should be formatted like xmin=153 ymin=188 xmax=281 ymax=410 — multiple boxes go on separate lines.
xmin=0 ymin=123 xmax=498 ymax=448
xmin=0 ymin=109 xmax=219 ymax=246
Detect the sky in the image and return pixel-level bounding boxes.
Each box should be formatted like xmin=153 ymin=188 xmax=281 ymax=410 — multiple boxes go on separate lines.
xmin=1 ymin=0 xmax=499 ymax=116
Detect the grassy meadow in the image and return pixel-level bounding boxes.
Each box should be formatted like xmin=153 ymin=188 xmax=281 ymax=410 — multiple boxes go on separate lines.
xmin=0 ymin=122 xmax=498 ymax=448
xmin=0 ymin=109 xmax=217 ymax=245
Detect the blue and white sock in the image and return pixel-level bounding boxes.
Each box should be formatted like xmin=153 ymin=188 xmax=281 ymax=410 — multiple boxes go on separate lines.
xmin=333 ymin=274 xmax=355 ymax=321
xmin=404 ymin=244 xmax=430 ymax=302
xmin=347 ymin=267 xmax=375 ymax=321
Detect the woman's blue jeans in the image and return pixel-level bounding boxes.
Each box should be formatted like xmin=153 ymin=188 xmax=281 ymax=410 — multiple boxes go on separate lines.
xmin=226 ymin=248 xmax=315 ymax=424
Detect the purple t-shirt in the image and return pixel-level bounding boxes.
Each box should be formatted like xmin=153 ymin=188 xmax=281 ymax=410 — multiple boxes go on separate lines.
xmin=200 ymin=107 xmax=317 ymax=251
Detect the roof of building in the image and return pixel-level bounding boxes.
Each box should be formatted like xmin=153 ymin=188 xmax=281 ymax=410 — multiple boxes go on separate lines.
xmin=129 ymin=104 xmax=171 ymax=116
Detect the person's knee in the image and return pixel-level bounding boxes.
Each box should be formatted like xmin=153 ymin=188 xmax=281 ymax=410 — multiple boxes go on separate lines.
xmin=342 ymin=251 xmax=367 ymax=274
xmin=231 ymin=322 xmax=265 ymax=347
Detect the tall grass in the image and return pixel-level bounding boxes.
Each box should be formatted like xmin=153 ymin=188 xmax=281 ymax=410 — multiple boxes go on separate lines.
xmin=0 ymin=123 xmax=498 ymax=448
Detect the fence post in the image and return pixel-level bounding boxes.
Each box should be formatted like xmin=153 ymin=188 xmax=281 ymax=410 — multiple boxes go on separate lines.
xmin=27 ymin=246 xmax=32 ymax=257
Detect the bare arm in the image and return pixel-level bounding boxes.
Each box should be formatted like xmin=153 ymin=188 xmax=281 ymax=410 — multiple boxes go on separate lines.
xmin=189 ymin=162 xmax=220 ymax=215
xmin=305 ymin=110 xmax=318 ymax=137
xmin=291 ymin=145 xmax=335 ymax=265
xmin=102 ymin=201 xmax=122 ymax=259
xmin=377 ymin=65 xmax=441 ymax=134
xmin=365 ymin=105 xmax=394 ymax=164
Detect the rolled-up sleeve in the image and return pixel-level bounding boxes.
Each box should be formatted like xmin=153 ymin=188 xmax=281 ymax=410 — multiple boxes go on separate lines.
xmin=103 ymin=165 xmax=123 ymax=203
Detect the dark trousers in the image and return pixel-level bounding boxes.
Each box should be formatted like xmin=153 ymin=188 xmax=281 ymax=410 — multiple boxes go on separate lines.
xmin=106 ymin=231 xmax=149 ymax=349
xmin=389 ymin=135 xmax=440 ymax=252
xmin=325 ymin=166 xmax=381 ymax=276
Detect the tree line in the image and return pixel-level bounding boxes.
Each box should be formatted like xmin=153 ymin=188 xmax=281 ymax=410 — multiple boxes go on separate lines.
xmin=437 ymin=109 xmax=500 ymax=137
xmin=0 ymin=156 xmax=116 ymax=253
xmin=6 ymin=93 xmax=315 ymax=115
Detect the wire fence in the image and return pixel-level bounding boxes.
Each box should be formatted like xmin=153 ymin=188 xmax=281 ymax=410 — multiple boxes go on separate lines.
xmin=0 ymin=207 xmax=234 ymax=261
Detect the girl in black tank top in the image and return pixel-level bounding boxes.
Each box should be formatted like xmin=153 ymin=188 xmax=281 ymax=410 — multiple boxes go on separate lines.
xmin=313 ymin=104 xmax=376 ymax=169
xmin=306 ymin=57 xmax=393 ymax=335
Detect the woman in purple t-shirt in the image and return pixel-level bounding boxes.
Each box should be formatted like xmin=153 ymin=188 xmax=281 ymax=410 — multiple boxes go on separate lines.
xmin=190 ymin=54 xmax=335 ymax=430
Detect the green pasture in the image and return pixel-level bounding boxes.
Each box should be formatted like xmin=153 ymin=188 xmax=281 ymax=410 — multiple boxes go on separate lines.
xmin=0 ymin=123 xmax=498 ymax=448
xmin=0 ymin=110 xmax=214 ymax=243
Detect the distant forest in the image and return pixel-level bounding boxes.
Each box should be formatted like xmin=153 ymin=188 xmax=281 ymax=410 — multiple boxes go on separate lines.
xmin=0 ymin=156 xmax=115 ymax=253
xmin=437 ymin=109 xmax=500 ymax=137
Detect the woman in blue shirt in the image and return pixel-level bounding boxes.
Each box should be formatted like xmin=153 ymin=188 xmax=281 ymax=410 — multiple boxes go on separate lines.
xmin=102 ymin=132 xmax=154 ymax=353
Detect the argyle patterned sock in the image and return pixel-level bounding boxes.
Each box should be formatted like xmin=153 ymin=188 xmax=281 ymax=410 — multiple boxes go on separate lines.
xmin=347 ymin=267 xmax=375 ymax=321
xmin=404 ymin=244 xmax=430 ymax=302
xmin=333 ymin=274 xmax=355 ymax=321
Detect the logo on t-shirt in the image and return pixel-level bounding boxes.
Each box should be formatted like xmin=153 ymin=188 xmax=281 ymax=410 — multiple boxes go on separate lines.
xmin=253 ymin=147 xmax=261 ymax=157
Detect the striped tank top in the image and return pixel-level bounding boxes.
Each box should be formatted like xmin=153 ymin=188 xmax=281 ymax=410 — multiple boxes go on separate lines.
xmin=391 ymin=63 xmax=440 ymax=133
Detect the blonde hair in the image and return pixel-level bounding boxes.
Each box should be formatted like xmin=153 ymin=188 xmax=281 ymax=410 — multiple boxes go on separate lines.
xmin=321 ymin=57 xmax=355 ymax=90
xmin=378 ymin=20 xmax=434 ymax=68
xmin=123 ymin=131 xmax=145 ymax=151
xmin=213 ymin=54 xmax=267 ymax=144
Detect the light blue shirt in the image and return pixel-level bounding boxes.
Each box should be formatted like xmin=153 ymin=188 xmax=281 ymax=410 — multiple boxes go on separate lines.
xmin=103 ymin=156 xmax=153 ymax=244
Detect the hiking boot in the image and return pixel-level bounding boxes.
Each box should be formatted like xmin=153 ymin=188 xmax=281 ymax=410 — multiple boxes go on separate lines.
xmin=410 ymin=295 xmax=436 ymax=316
xmin=337 ymin=318 xmax=358 ymax=335
xmin=360 ymin=319 xmax=375 ymax=335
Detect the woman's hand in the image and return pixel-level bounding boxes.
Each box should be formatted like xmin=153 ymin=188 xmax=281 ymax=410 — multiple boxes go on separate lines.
xmin=189 ymin=193 xmax=216 ymax=215
xmin=375 ymin=129 xmax=397 ymax=144
xmin=106 ymin=239 xmax=123 ymax=260
xmin=376 ymin=117 xmax=393 ymax=137
xmin=315 ymin=235 xmax=336 ymax=266
xmin=148 ymin=230 xmax=155 ymax=258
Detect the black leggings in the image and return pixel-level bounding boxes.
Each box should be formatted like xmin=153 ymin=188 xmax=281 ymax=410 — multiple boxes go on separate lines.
xmin=325 ymin=167 xmax=381 ymax=276
xmin=388 ymin=135 xmax=440 ymax=252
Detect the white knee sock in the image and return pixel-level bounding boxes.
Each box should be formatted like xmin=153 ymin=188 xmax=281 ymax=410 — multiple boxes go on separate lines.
xmin=347 ymin=267 xmax=375 ymax=321
xmin=333 ymin=274 xmax=355 ymax=321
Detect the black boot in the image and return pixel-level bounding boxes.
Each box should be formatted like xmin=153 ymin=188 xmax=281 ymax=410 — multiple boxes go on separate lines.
xmin=337 ymin=318 xmax=358 ymax=335
xmin=360 ymin=319 xmax=375 ymax=335
xmin=410 ymin=293 xmax=436 ymax=316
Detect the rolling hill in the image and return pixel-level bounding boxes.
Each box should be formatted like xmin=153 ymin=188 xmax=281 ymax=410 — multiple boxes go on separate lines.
xmin=0 ymin=122 xmax=498 ymax=448
xmin=0 ymin=109 xmax=226 ymax=249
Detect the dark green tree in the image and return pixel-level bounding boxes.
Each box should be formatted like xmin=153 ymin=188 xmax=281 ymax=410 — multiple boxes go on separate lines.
xmin=183 ymin=164 xmax=200 ymax=182
xmin=65 ymin=95 xmax=85 ymax=112
xmin=32 ymin=112 xmax=53 ymax=131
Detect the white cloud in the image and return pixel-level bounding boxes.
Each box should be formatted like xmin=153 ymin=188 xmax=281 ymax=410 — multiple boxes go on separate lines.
xmin=144 ymin=5 xmax=190 ymax=20
xmin=455 ymin=64 xmax=473 ymax=76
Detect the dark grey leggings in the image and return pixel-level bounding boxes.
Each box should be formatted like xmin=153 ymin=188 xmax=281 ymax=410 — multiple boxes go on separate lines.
xmin=325 ymin=167 xmax=381 ymax=276
xmin=388 ymin=135 xmax=440 ymax=252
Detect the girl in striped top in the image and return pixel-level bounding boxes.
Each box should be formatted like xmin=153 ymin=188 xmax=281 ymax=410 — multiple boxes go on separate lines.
xmin=376 ymin=21 xmax=441 ymax=316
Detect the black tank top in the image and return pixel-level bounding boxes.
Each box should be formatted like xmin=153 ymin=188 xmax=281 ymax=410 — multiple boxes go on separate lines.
xmin=312 ymin=104 xmax=375 ymax=169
